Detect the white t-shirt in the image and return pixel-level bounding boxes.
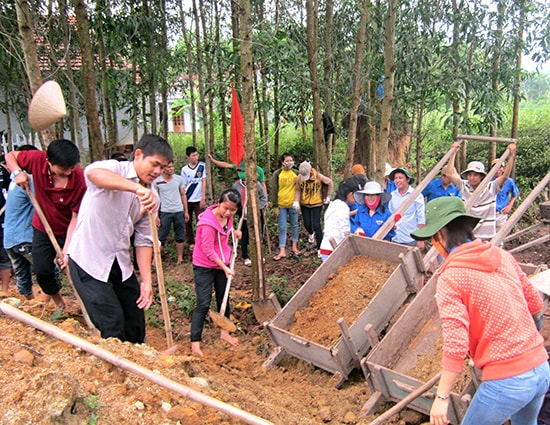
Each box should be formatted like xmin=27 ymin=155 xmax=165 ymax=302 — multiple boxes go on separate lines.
xmin=181 ymin=161 xmax=206 ymax=203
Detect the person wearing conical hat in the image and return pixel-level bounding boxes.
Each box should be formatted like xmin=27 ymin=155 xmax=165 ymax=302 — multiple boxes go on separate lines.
xmin=5 ymin=140 xmax=86 ymax=309
xmin=442 ymin=142 xmax=516 ymax=241
xmin=411 ymin=196 xmax=548 ymax=425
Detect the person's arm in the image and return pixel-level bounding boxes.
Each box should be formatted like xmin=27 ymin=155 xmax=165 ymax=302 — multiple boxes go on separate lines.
xmin=502 ymin=193 xmax=518 ymax=215
xmin=496 ymin=143 xmax=517 ymax=189
xmin=207 ymin=154 xmax=233 ymax=169
xmin=135 ymin=246 xmax=154 ymax=309
xmin=200 ymin=175 xmax=207 ymax=209
xmin=430 ymin=368 xmax=461 ymax=425
xmin=5 ymin=151 xmax=30 ymax=190
xmin=86 ymin=167 xmax=157 ymax=214
xmin=180 ymin=187 xmax=190 ymax=222
xmin=441 ymin=142 xmax=461 ymax=186
xmin=59 ymin=211 xmax=78 ymax=269
xmin=318 ymin=173 xmax=334 ymax=202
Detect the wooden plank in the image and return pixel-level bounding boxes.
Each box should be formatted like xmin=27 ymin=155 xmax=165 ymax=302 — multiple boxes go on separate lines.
xmin=509 ymin=234 xmax=550 ymax=254
xmin=503 ymin=222 xmax=543 ymax=243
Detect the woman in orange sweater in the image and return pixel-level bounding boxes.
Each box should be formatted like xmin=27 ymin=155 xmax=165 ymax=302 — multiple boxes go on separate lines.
xmin=411 ymin=197 xmax=549 ymax=425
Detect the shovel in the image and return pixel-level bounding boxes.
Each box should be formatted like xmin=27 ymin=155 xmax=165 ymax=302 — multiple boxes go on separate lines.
xmin=208 ymin=214 xmax=244 ymax=332
xmin=148 ymin=211 xmax=175 ymax=350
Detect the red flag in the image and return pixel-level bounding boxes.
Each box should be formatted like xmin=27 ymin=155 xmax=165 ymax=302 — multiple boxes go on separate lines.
xmin=229 ymin=85 xmax=245 ymax=166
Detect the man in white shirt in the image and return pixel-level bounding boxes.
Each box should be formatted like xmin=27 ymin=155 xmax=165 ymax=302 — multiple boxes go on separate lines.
xmin=180 ymin=146 xmax=207 ymax=249
xmin=68 ymin=134 xmax=172 ymax=343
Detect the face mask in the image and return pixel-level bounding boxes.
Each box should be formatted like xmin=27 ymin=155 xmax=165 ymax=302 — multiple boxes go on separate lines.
xmin=283 ymin=161 xmax=294 ymax=169
xmin=365 ymin=197 xmax=380 ymax=210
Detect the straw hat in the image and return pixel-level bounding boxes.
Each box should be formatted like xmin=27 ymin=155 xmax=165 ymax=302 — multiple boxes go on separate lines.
xmin=28 ymin=81 xmax=67 ymax=131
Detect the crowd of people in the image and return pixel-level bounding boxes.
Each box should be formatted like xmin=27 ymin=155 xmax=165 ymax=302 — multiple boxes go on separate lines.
xmin=4 ymin=137 xmax=548 ymax=423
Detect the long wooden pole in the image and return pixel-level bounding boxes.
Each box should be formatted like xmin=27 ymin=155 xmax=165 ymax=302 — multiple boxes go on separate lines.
xmin=148 ymin=211 xmax=174 ymax=349
xmin=367 ymin=373 xmax=441 ymax=425
xmin=25 ymin=188 xmax=97 ymax=333
xmin=0 ymin=300 xmax=274 ymax=425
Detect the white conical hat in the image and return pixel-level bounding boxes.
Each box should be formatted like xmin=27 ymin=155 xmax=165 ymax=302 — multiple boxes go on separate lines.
xmin=28 ymin=81 xmax=67 ymax=131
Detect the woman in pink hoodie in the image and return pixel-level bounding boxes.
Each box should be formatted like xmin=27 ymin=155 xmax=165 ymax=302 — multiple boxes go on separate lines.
xmin=411 ymin=197 xmax=548 ymax=425
xmin=190 ymin=189 xmax=242 ymax=357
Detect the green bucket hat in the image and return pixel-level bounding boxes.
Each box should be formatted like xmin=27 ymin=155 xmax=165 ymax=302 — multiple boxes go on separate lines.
xmin=410 ymin=197 xmax=481 ymax=241
xmin=389 ymin=166 xmax=415 ymax=185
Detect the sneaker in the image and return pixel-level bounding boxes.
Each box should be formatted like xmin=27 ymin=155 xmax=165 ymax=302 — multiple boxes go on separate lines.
xmin=308 ymin=233 xmax=315 ymax=244
xmin=244 ymin=258 xmax=252 ymax=266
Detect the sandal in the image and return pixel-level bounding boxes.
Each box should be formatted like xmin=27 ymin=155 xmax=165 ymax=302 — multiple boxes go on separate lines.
xmin=273 ymin=254 xmax=286 ymax=261
xmin=244 ymin=258 xmax=252 ymax=266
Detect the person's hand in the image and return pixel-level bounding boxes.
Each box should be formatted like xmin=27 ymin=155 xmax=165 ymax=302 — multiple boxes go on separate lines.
xmin=156 ymin=216 xmax=160 ymax=227
xmin=354 ymin=228 xmax=366 ymax=237
xmin=184 ymin=212 xmax=190 ymax=222
xmin=135 ymin=186 xmax=157 ymax=214
xmin=292 ymin=201 xmax=300 ymax=211
xmin=430 ymin=398 xmax=450 ymax=425
xmin=15 ymin=171 xmax=30 ymax=190
xmin=502 ymin=205 xmax=512 ymax=214
xmin=451 ymin=141 xmax=460 ymax=149
xmin=56 ymin=254 xmax=69 ymax=270
xmin=234 ymin=230 xmax=242 ymax=240
xmin=508 ymin=143 xmax=517 ymax=154
xmin=323 ymin=196 xmax=331 ymax=205
xmin=200 ymin=199 xmax=206 ymax=209
xmin=223 ymin=265 xmax=235 ymax=279
xmin=136 ymin=281 xmax=153 ymax=310
xmin=273 ymin=208 xmax=280 ymax=217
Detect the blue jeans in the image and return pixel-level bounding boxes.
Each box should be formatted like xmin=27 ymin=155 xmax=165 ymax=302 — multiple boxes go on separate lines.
xmin=6 ymin=243 xmax=33 ymax=297
xmin=277 ymin=207 xmax=299 ymax=248
xmin=462 ymin=361 xmax=550 ymax=425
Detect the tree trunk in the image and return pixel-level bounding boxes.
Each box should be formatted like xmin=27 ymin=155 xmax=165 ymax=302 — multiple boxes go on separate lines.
xmin=73 ymin=0 xmax=104 ymax=160
xmin=322 ymin=0 xmax=334 ymax=172
xmin=192 ymin=0 xmax=211 ymax=200
xmin=143 ymin=0 xmax=157 ymax=135
xmin=377 ymin=0 xmax=397 ymax=182
xmin=15 ymin=0 xmax=56 ymax=145
xmin=179 ymin=8 xmax=197 ymax=146
xmin=238 ymin=0 xmax=265 ymax=304
xmin=58 ymin=0 xmax=84 ymax=153
xmin=159 ymin=0 xmax=169 ymax=141
xmin=344 ymin=0 xmax=369 ymax=179
xmin=511 ymin=0 xmax=525 ymax=142
xmin=490 ymin=0 xmax=505 ymax=161
xmin=199 ymin=0 xmax=215 ymax=170
xmin=305 ymin=0 xmax=328 ymax=174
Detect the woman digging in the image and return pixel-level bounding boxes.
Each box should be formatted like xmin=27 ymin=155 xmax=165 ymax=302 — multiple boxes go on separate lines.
xmin=190 ymin=189 xmax=242 ymax=357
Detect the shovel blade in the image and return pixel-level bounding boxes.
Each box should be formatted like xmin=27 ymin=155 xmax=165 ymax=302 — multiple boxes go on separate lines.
xmin=252 ymin=300 xmax=277 ymax=325
xmin=209 ymin=310 xmax=237 ymax=332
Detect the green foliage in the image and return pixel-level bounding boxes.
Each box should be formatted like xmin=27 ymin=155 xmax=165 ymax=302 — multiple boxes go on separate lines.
xmin=166 ymin=280 xmax=196 ymax=318
xmin=85 ymin=394 xmax=99 ymax=425
xmin=268 ymin=276 xmax=297 ymax=307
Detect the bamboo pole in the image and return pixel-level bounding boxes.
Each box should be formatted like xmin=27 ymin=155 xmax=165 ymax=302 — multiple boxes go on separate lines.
xmin=148 ymin=211 xmax=174 ymax=349
xmin=457 ymin=134 xmax=516 ymax=143
xmin=25 ymin=188 xmax=97 ymax=333
xmin=0 ymin=299 xmax=274 ymax=425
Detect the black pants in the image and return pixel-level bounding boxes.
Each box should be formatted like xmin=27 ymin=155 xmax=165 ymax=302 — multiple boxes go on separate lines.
xmin=300 ymin=205 xmax=323 ymax=249
xmin=32 ymin=228 xmax=63 ymax=295
xmin=69 ymin=257 xmax=145 ymax=343
xmin=190 ymin=265 xmax=229 ymax=342
xmin=186 ymin=202 xmax=204 ymax=245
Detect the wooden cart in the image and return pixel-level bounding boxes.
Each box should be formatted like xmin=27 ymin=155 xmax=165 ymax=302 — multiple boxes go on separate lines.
xmin=263 ymin=235 xmax=425 ymax=387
